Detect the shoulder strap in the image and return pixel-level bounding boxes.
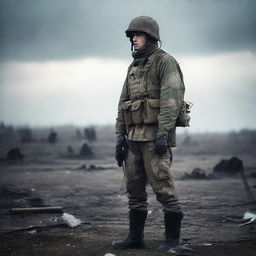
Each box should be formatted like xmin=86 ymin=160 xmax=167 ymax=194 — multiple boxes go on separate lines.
xmin=142 ymin=49 xmax=166 ymax=97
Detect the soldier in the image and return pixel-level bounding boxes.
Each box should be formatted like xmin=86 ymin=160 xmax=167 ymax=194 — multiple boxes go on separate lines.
xmin=113 ymin=16 xmax=185 ymax=251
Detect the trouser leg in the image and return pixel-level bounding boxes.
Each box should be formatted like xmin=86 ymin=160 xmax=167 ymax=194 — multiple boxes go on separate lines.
xmin=141 ymin=142 xmax=183 ymax=250
xmin=112 ymin=141 xmax=148 ymax=249
xmin=141 ymin=142 xmax=181 ymax=213
xmin=125 ymin=141 xmax=148 ymax=211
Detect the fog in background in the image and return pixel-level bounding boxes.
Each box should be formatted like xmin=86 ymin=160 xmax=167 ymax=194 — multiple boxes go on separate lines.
xmin=0 ymin=0 xmax=256 ymax=132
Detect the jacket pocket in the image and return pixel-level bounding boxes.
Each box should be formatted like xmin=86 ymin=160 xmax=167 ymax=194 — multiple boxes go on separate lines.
xmin=144 ymin=99 xmax=160 ymax=124
xmin=121 ymin=100 xmax=132 ymax=126
xmin=131 ymin=100 xmax=143 ymax=125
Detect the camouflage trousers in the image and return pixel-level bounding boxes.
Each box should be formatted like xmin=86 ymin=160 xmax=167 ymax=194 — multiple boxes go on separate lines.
xmin=124 ymin=141 xmax=181 ymax=213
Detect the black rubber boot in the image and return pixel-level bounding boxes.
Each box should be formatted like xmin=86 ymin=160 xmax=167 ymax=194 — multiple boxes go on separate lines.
xmin=112 ymin=209 xmax=147 ymax=249
xmin=158 ymin=211 xmax=183 ymax=251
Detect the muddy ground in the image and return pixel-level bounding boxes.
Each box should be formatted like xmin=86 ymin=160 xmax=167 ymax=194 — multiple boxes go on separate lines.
xmin=0 ymin=126 xmax=256 ymax=255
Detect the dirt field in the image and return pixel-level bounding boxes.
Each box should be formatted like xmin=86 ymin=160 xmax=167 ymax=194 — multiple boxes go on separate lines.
xmin=0 ymin=125 xmax=256 ymax=255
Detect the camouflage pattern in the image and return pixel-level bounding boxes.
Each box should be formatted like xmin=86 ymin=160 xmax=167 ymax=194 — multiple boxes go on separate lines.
xmin=115 ymin=48 xmax=185 ymax=147
xmin=125 ymin=141 xmax=180 ymax=212
xmin=125 ymin=16 xmax=160 ymax=41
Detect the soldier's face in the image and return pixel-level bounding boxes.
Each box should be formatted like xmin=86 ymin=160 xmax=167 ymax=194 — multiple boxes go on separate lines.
xmin=132 ymin=32 xmax=147 ymax=50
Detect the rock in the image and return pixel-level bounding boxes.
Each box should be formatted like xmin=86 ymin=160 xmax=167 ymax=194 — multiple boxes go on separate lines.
xmin=213 ymin=156 xmax=243 ymax=175
xmin=61 ymin=213 xmax=81 ymax=228
xmin=182 ymin=168 xmax=208 ymax=179
xmin=6 ymin=148 xmax=24 ymax=161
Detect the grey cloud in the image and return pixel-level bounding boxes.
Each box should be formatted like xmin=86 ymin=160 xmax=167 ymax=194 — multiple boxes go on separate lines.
xmin=0 ymin=0 xmax=256 ymax=61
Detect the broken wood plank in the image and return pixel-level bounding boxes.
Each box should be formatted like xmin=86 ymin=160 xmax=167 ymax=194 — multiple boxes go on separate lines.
xmin=10 ymin=206 xmax=63 ymax=214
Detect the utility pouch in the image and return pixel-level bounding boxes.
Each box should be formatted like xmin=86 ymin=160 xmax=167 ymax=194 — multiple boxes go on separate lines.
xmin=176 ymin=101 xmax=193 ymax=127
xmin=131 ymin=100 xmax=144 ymax=125
xmin=144 ymin=99 xmax=160 ymax=124
xmin=121 ymin=100 xmax=132 ymax=126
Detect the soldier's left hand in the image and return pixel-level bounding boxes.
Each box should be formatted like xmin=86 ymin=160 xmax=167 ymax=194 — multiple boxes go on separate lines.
xmin=154 ymin=136 xmax=168 ymax=156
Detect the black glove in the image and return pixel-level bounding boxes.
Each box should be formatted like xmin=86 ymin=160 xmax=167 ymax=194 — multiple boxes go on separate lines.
xmin=115 ymin=135 xmax=128 ymax=167
xmin=154 ymin=135 xmax=168 ymax=156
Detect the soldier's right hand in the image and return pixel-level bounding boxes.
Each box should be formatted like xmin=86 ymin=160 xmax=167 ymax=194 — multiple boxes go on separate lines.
xmin=115 ymin=135 xmax=128 ymax=167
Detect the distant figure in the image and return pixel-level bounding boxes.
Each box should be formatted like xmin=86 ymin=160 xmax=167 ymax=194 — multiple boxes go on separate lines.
xmin=67 ymin=145 xmax=74 ymax=154
xmin=80 ymin=143 xmax=94 ymax=158
xmin=113 ymin=16 xmax=185 ymax=251
xmin=75 ymin=128 xmax=83 ymax=139
xmin=6 ymin=148 xmax=24 ymax=161
xmin=48 ymin=131 xmax=57 ymax=144
xmin=84 ymin=127 xmax=97 ymax=142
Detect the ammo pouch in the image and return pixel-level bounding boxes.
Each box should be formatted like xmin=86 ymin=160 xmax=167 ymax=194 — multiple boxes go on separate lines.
xmin=121 ymin=99 xmax=160 ymax=126
xmin=176 ymin=101 xmax=192 ymax=127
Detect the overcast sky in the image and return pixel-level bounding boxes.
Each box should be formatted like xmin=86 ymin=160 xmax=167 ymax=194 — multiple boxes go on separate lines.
xmin=0 ymin=0 xmax=256 ymax=132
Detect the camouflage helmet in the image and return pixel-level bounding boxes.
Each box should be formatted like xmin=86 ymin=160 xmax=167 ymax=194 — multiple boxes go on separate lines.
xmin=125 ymin=16 xmax=160 ymax=41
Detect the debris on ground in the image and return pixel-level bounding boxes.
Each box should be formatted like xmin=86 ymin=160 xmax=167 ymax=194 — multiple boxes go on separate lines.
xmin=181 ymin=168 xmax=209 ymax=179
xmin=75 ymin=164 xmax=113 ymax=171
xmin=6 ymin=148 xmax=24 ymax=162
xmin=239 ymin=211 xmax=256 ymax=227
xmin=213 ymin=156 xmax=243 ymax=175
xmin=61 ymin=213 xmax=81 ymax=228
xmin=168 ymin=244 xmax=193 ymax=255
xmin=10 ymin=206 xmax=63 ymax=214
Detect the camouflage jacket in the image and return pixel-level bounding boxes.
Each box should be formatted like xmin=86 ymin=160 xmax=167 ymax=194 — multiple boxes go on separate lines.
xmin=115 ymin=48 xmax=185 ymax=147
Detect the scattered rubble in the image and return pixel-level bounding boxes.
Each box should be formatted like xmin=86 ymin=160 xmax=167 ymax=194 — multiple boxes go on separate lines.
xmin=182 ymin=168 xmax=211 ymax=180
xmin=75 ymin=164 xmax=113 ymax=171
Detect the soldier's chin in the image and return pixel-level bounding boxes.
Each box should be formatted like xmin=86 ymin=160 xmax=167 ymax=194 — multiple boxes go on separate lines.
xmin=134 ymin=45 xmax=142 ymax=50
